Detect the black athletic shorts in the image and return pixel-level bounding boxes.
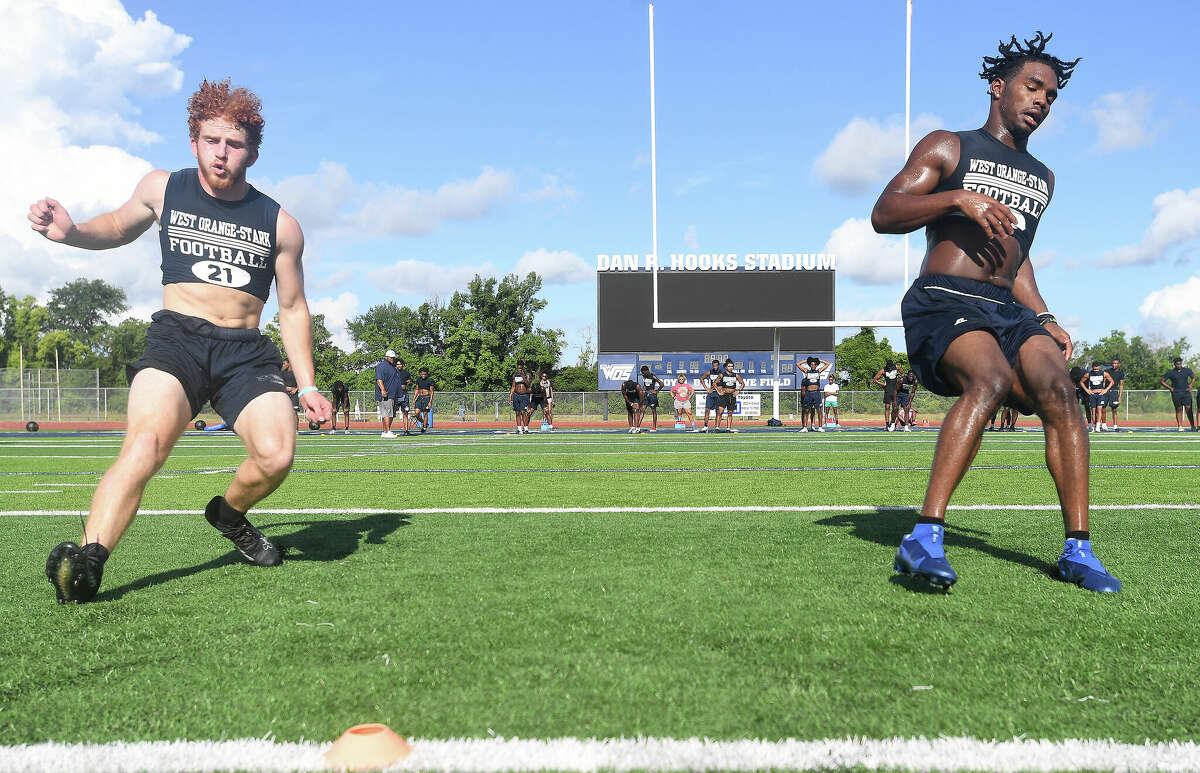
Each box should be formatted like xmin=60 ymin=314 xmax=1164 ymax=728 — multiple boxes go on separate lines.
xmin=127 ymin=309 xmax=285 ymax=426
xmin=332 ymin=392 xmax=350 ymax=410
xmin=720 ymin=392 xmax=738 ymax=411
xmin=801 ymin=389 xmax=822 ymax=408
xmin=1173 ymin=391 xmax=1192 ymax=409
xmin=897 ymin=391 xmax=912 ymax=408
xmin=901 ymin=274 xmax=1052 ymax=397
xmin=883 ymin=387 xmax=897 ymax=405
xmin=414 ymin=394 xmax=431 ymax=412
xmin=642 ymin=392 xmax=659 ymax=408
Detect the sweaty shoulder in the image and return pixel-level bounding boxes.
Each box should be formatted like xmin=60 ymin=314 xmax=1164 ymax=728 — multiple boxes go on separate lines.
xmin=909 ymin=130 xmax=961 ymax=178
xmin=276 ymin=207 xmax=303 ymax=256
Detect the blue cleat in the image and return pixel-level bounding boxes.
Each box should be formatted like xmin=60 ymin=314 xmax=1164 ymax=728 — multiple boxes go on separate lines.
xmin=1058 ymin=539 xmax=1121 ymax=593
xmin=894 ymin=523 xmax=957 ymax=589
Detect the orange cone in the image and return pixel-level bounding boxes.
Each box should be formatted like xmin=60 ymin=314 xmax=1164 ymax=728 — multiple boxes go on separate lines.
xmin=324 ymin=723 xmax=413 ymax=770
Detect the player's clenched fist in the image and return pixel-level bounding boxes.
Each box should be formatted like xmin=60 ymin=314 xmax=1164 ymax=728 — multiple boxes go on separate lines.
xmin=28 ymin=197 xmax=76 ymax=243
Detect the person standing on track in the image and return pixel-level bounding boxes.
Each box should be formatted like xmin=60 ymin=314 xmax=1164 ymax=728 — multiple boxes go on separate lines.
xmin=822 ymin=373 xmax=841 ymax=429
xmin=537 ymin=370 xmax=555 ymax=430
xmin=329 ymin=379 xmax=351 ymax=433
xmin=638 ymin=365 xmax=665 ymax=432
xmin=698 ymin=359 xmax=722 ymax=432
xmin=873 ymin=360 xmax=900 ymax=432
xmin=1103 ymin=357 xmax=1125 ymax=431
xmin=376 ymin=350 xmax=403 ymax=438
xmin=671 ymin=373 xmax=697 ymax=430
xmin=32 ymin=78 xmax=331 ymax=603
xmin=714 ymin=359 xmax=744 ymax=433
xmin=797 ymin=356 xmax=828 ymax=432
xmin=411 ymin=367 xmax=434 ymax=434
xmin=872 ymin=32 xmax=1120 ymax=593
xmin=896 ymin=369 xmax=919 ymax=431
xmin=1160 ymin=357 xmax=1196 ymax=432
xmin=510 ymin=358 xmax=533 ymax=435
xmin=1079 ymin=361 xmax=1113 ymax=433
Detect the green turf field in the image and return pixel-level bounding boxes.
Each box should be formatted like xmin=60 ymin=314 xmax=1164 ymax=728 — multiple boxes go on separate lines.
xmin=1 ymin=427 xmax=1198 ymax=758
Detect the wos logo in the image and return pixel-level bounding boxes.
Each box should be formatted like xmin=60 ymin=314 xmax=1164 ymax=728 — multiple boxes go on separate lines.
xmin=599 ymin=363 xmax=634 ymax=381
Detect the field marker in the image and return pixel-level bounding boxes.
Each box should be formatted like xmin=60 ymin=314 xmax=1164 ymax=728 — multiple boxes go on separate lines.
xmin=3 ymin=736 xmax=1200 ymax=773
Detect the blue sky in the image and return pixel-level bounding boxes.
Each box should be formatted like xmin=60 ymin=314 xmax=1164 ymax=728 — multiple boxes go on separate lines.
xmin=5 ymin=0 xmax=1199 ymax=363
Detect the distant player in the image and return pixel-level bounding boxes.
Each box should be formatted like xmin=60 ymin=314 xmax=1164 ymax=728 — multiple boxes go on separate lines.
xmin=670 ymin=373 xmax=696 ymax=430
xmin=1103 ymin=357 xmax=1125 ymax=430
xmin=1160 ymin=357 xmax=1196 ymax=432
xmin=412 ymin=367 xmax=434 ymax=433
xmin=375 ymin=350 xmax=403 ymax=438
xmin=537 ymin=370 xmax=555 ymax=430
xmin=621 ymin=378 xmax=644 ymax=433
xmin=394 ymin=358 xmax=414 ymax=436
xmin=896 ymin=369 xmax=919 ymax=431
xmin=330 ymin=379 xmax=351 ymax=433
xmin=714 ymin=359 xmax=744 ymax=433
xmin=510 ymin=359 xmax=533 ymax=434
xmin=698 ymin=359 xmax=722 ymax=432
xmin=822 ymin=374 xmax=841 ymax=428
xmin=873 ymin=360 xmax=900 ymax=432
xmin=638 ymin=365 xmax=666 ymax=432
xmin=1080 ymin=361 xmax=1113 ymax=432
xmin=797 ymin=356 xmax=828 ymax=432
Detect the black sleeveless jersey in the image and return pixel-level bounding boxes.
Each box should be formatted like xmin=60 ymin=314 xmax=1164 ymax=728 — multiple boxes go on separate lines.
xmin=159 ymin=169 xmax=281 ymax=302
xmin=719 ymin=373 xmax=740 ymax=390
xmin=898 ymin=372 xmax=917 ymax=393
xmin=1085 ymin=371 xmax=1107 ymax=390
xmin=930 ymin=129 xmax=1053 ymax=262
xmin=882 ymin=369 xmax=899 ymax=391
xmin=801 ymin=369 xmax=822 ymax=389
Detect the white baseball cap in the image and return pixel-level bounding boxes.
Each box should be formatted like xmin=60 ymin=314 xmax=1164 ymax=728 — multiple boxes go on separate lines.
xmin=385 ymin=349 xmax=397 ymax=359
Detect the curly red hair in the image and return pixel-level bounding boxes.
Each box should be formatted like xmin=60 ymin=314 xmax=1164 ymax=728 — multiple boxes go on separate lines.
xmin=187 ymin=78 xmax=265 ymax=150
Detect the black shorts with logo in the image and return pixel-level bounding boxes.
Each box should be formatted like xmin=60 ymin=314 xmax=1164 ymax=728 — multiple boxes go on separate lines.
xmin=642 ymin=392 xmax=659 ymax=408
xmin=1173 ymin=391 xmax=1192 ymax=409
xmin=901 ymin=274 xmax=1052 ymax=397
xmin=720 ymin=392 xmax=738 ymax=411
xmin=127 ymin=309 xmax=286 ymax=426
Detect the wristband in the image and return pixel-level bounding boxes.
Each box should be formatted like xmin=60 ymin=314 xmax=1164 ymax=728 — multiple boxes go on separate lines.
xmin=1036 ymin=312 xmax=1057 ymax=327
xmin=297 ymin=386 xmax=317 ymax=397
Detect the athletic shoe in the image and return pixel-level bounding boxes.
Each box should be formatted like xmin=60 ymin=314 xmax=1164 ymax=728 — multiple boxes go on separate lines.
xmin=381 ymin=431 xmax=397 ymax=438
xmin=894 ymin=524 xmax=957 ymax=589
xmin=1057 ymin=539 xmax=1121 ymax=593
xmin=697 ymin=426 xmax=708 ymax=433
xmin=887 ymin=424 xmax=895 ymax=432
xmin=46 ymin=542 xmax=103 ymax=604
xmin=1111 ymin=424 xmax=1119 ymax=430
xmin=730 ymin=428 xmax=740 ymax=433
xmin=205 ymin=496 xmax=282 ymax=567
xmin=904 ymin=425 xmax=912 ymax=432
xmin=1180 ymin=426 xmax=1186 ymax=432
xmin=815 ymin=426 xmax=824 ymax=432
xmin=798 ymin=427 xmax=809 ymax=433
xmin=1101 ymin=423 xmax=1108 ymax=430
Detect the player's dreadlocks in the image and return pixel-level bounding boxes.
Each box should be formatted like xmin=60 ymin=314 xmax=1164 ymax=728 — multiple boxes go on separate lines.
xmin=980 ymin=31 xmax=1080 ymax=90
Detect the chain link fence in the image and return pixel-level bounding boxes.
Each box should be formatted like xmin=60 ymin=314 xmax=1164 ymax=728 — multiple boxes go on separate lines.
xmin=0 ymin=385 xmax=1191 ymax=425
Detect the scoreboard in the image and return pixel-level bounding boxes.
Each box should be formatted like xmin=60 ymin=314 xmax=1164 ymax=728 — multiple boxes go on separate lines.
xmin=596 ymin=266 xmax=836 ymax=389
xmin=597 ymin=269 xmax=834 ymax=353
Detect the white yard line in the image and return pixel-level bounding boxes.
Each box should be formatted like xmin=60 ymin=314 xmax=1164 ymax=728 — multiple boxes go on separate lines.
xmin=2 ymin=735 xmax=1200 ymax=773
xmin=1 ymin=504 xmax=1196 ymax=517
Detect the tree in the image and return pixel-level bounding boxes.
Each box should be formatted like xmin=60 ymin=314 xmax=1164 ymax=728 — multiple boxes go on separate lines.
xmin=1073 ymin=330 xmax=1196 ymax=389
xmin=45 ymin=279 xmax=128 ymax=342
xmin=3 ymin=295 xmax=48 ymax=368
xmin=833 ymin=327 xmax=907 ymax=388
xmin=93 ymin=318 xmax=150 ymax=386
xmin=264 ymin=312 xmax=346 ymax=388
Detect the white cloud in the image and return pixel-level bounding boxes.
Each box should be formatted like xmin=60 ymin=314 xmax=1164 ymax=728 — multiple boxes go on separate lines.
xmin=0 ymin=0 xmax=189 ymax=313
xmin=310 ymin=292 xmax=359 ymax=352
xmin=632 ymin=152 xmax=649 ymax=170
xmin=683 ymin=225 xmax=699 ymax=250
xmin=367 ymin=259 xmax=498 ymax=298
xmin=1139 ymin=275 xmax=1200 ymax=337
xmin=822 ymin=217 xmax=906 ymax=285
xmin=261 ymin=164 xmax=516 ymax=239
xmin=813 ymin=113 xmax=943 ymax=195
xmin=1030 ymin=248 xmax=1059 ymax=270
xmin=523 ymin=174 xmax=579 ymax=203
xmin=1087 ymin=90 xmax=1159 ymax=153
xmin=514 ymin=249 xmax=592 ymax=285
xmin=1100 ymin=187 xmax=1200 ymax=266
xmin=309 ymin=269 xmax=354 ymax=292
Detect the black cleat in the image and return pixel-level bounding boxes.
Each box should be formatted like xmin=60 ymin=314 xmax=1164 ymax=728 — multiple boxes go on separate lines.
xmin=46 ymin=542 xmax=102 ymax=604
xmin=204 ymin=496 xmax=282 ymax=567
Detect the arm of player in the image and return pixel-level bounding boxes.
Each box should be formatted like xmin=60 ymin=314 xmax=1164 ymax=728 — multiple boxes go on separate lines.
xmin=871 ymin=131 xmax=1017 ymax=241
xmin=1011 ymin=250 xmax=1070 ymax=360
xmin=872 ymin=369 xmax=885 ymax=388
xmin=273 ymin=209 xmax=331 ymax=423
xmin=28 ymin=170 xmax=166 ymax=249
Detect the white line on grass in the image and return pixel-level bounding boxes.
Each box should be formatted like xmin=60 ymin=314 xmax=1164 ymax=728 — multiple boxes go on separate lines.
xmin=1 ymin=504 xmax=1197 ymax=517
xmin=3 ymin=736 xmax=1200 ymax=773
